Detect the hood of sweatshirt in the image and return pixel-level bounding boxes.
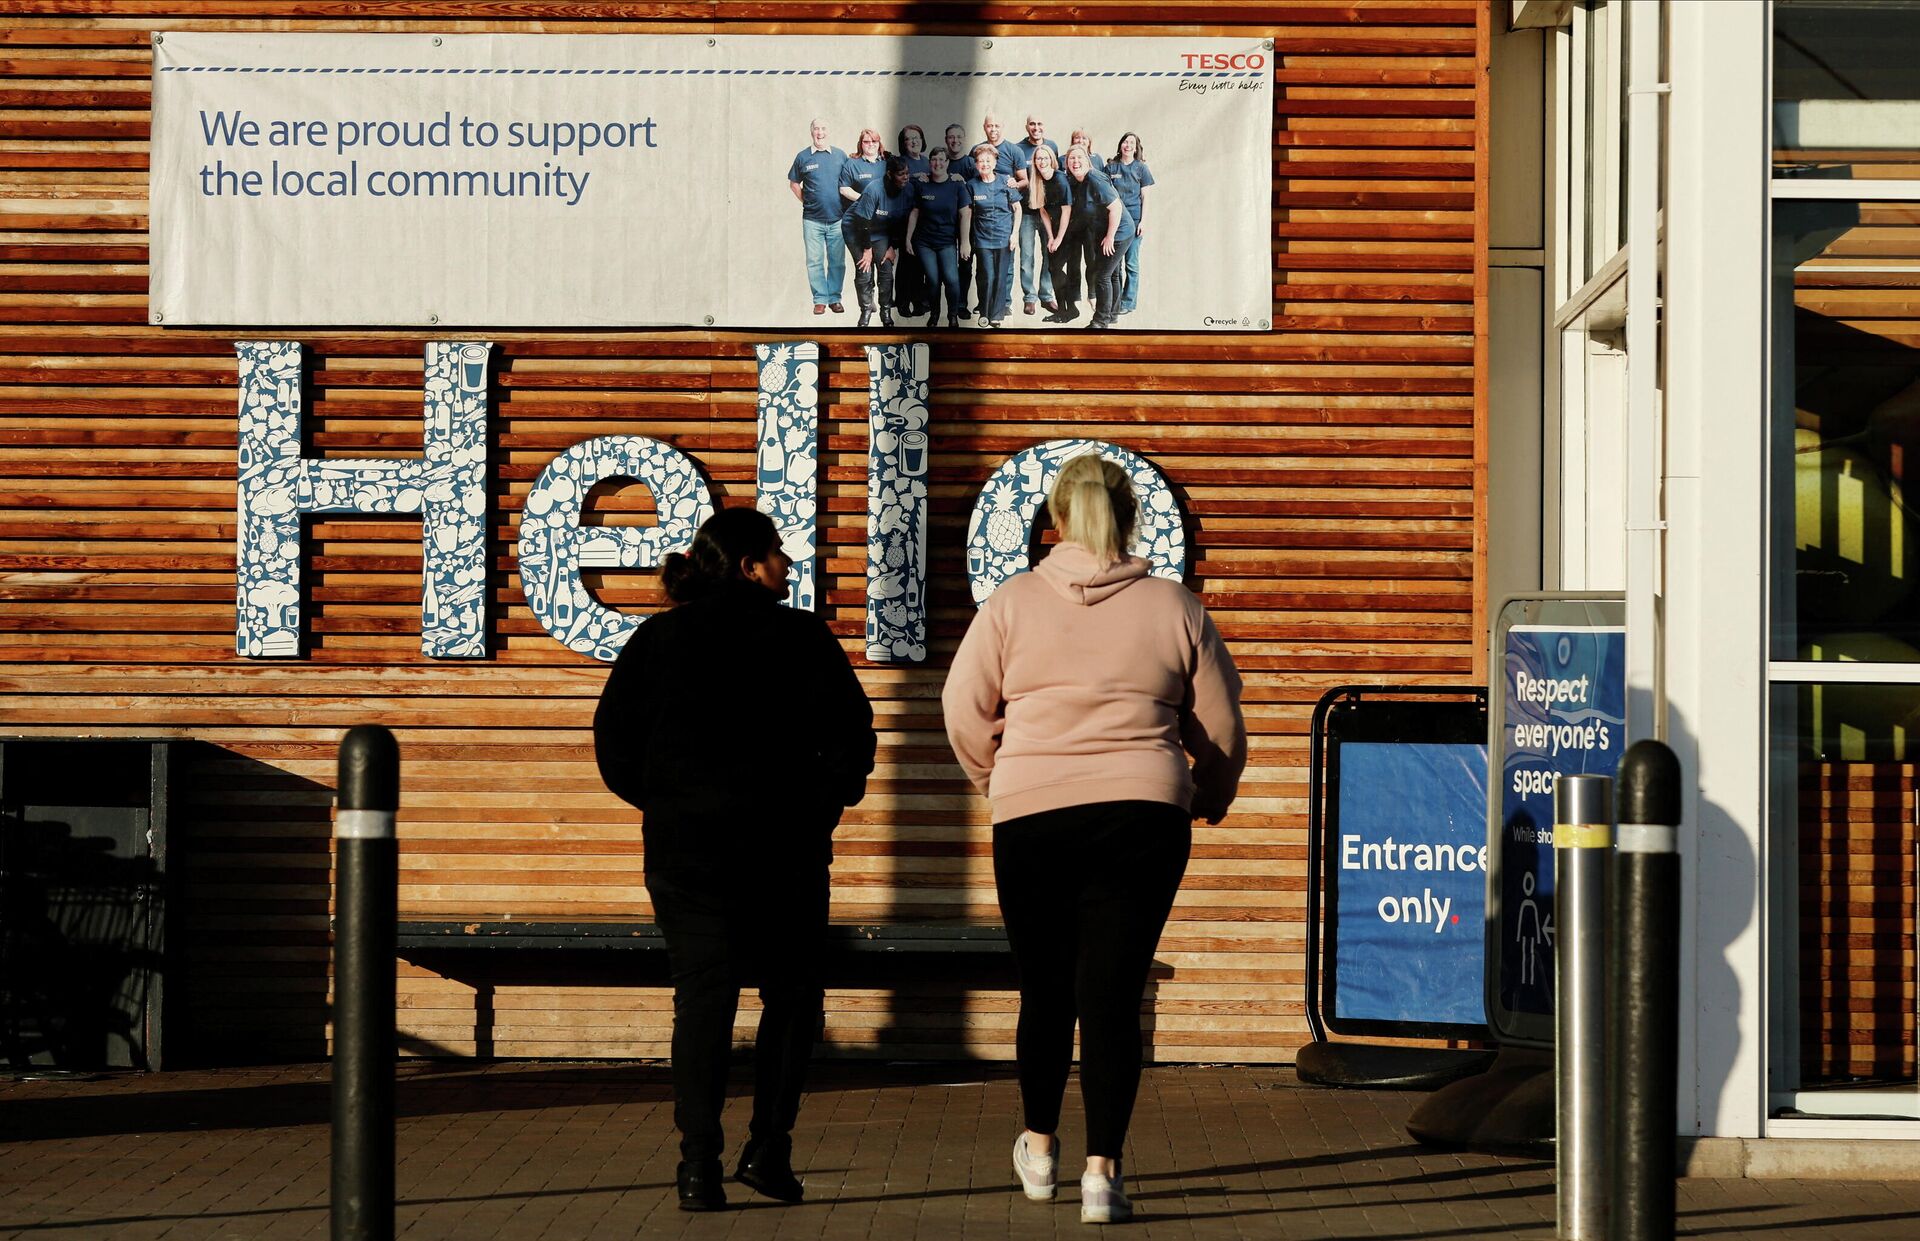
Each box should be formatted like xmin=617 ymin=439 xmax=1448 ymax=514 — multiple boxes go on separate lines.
xmin=1032 ymin=542 xmax=1151 ymax=605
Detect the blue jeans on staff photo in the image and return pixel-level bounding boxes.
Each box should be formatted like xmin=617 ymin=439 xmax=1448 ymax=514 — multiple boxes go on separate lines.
xmin=1119 ymin=233 xmax=1142 ymax=313
xmin=973 ymin=244 xmax=1013 ymax=322
xmin=801 ymin=217 xmax=845 ymax=307
xmin=1018 ymin=212 xmax=1056 ymax=307
xmin=918 ymin=243 xmax=962 ymax=321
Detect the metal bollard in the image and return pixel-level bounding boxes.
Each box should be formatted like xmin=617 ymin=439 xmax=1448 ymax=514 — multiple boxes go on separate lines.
xmin=333 ymin=725 xmax=398 ymax=1241
xmin=1555 ymin=774 xmax=1612 ymax=1241
xmin=1608 ymin=741 xmax=1683 ymax=1241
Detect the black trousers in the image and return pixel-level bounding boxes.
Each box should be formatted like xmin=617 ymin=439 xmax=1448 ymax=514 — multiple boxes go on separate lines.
xmin=1086 ymin=243 xmax=1124 ymax=324
xmin=992 ymin=800 xmax=1190 ymax=1158
xmin=1055 ymin=229 xmax=1086 ymax=313
xmin=1046 ymin=234 xmax=1082 ymax=317
xmin=644 ymin=828 xmax=831 ymax=1162
xmin=894 ymin=245 xmax=928 ymax=314
xmin=844 ymin=224 xmax=895 ymax=314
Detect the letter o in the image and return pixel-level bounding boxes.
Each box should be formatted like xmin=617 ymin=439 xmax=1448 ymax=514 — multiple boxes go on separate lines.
xmin=1378 ymin=896 xmax=1401 ymax=923
xmin=964 ymin=439 xmax=1187 ymax=605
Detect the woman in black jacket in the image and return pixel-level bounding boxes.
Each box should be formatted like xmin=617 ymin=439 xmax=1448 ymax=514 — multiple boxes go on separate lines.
xmin=594 ymin=507 xmax=876 ymax=1213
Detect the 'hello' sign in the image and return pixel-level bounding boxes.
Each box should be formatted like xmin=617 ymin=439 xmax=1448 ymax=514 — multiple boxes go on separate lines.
xmin=235 ymin=341 xmax=1188 ymax=664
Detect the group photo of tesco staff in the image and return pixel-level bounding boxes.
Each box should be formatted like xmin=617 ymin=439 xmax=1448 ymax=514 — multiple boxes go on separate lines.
xmin=594 ymin=457 xmax=1245 ymax=1220
xmin=787 ymin=112 xmax=1155 ymax=329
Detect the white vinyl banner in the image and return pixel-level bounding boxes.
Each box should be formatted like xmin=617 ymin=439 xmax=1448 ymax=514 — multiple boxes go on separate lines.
xmin=150 ymin=33 xmax=1273 ymax=331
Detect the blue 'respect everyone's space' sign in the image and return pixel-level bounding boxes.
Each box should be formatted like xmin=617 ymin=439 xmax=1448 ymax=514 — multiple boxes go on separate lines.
xmin=1496 ymin=624 xmax=1627 ymax=1025
xmin=1333 ymin=741 xmax=1490 ymax=1028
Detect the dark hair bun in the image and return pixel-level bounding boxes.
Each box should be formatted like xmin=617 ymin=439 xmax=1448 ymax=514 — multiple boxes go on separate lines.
xmin=661 ymin=508 xmax=781 ymax=604
xmin=659 ymin=551 xmax=694 ymax=601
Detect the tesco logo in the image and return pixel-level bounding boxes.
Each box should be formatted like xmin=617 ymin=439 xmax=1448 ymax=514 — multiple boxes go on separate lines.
xmin=1180 ymin=52 xmax=1266 ymax=70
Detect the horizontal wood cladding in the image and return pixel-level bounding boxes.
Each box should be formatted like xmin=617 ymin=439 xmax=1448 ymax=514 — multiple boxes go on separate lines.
xmin=0 ymin=1 xmax=1488 ymax=1065
xmin=1798 ymin=764 xmax=1918 ymax=1083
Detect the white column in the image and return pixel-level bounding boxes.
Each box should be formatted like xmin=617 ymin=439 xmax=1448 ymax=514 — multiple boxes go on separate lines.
xmin=1660 ymin=0 xmax=1770 ymax=1138
xmin=1624 ymin=0 xmax=1662 ymax=740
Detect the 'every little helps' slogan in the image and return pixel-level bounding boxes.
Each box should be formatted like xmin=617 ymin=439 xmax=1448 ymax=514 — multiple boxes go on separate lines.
xmin=150 ymin=33 xmax=1274 ymax=331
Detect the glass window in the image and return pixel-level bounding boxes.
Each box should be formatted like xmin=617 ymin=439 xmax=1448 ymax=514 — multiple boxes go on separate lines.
xmin=1773 ymin=683 xmax=1918 ymax=1115
xmin=1773 ymin=201 xmax=1920 ymax=658
xmin=1774 ymin=0 xmax=1920 ymax=174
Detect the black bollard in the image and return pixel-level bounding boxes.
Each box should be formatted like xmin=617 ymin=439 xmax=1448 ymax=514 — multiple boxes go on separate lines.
xmin=1608 ymin=740 xmax=1683 ymax=1241
xmin=333 ymin=725 xmax=398 ymax=1241
xmin=1554 ymin=773 xmax=1612 ymax=1241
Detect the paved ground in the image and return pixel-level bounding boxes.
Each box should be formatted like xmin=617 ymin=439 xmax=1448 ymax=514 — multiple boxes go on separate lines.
xmin=1 ymin=1061 xmax=1916 ymax=1239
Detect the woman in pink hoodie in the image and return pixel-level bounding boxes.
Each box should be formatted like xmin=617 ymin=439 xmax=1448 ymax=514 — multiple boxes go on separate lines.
xmin=942 ymin=453 xmax=1246 ymax=1225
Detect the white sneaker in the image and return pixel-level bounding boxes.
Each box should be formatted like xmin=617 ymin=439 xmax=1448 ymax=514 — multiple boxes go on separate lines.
xmin=1080 ymin=1165 xmax=1132 ymax=1224
xmin=1012 ymin=1132 xmax=1057 ymax=1201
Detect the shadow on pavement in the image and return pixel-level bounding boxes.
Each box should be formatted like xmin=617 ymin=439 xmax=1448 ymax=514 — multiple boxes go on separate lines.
xmin=0 ymin=1058 xmax=1018 ymax=1142
xmin=0 ymin=1179 xmax=678 ymax=1234
xmin=0 ymin=1064 xmax=669 ymax=1141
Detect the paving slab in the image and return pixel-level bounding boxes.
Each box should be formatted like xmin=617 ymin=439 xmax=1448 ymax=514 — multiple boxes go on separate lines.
xmin=1 ymin=1062 xmax=1916 ymax=1239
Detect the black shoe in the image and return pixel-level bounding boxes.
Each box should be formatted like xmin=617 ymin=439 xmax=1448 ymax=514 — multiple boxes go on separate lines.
xmin=736 ymin=1135 xmax=805 ymax=1203
xmin=881 ymin=309 xmax=895 ymax=328
xmin=677 ymin=1159 xmax=727 ymax=1211
xmin=946 ymin=314 xmax=960 ymax=328
xmin=856 ymin=309 xmax=872 ymax=329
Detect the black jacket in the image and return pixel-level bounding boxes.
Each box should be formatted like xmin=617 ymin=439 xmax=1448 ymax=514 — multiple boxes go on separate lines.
xmin=593 ymin=582 xmax=876 ymax=830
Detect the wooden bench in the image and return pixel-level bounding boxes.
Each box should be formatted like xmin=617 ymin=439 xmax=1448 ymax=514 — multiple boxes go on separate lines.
xmin=392 ymin=917 xmax=1016 ymax=1057
xmin=396 ymin=916 xmax=1009 ymax=956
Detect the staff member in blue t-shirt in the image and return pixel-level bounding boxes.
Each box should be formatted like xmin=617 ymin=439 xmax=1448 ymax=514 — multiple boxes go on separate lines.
xmin=838 ymin=129 xmax=887 ymax=314
xmin=961 ymin=143 xmax=1021 ymax=328
xmin=1064 ymin=144 xmax=1136 ymax=330
xmin=786 ymin=119 xmax=849 ymax=316
xmin=1025 ymin=145 xmax=1077 ymax=325
xmin=898 ymin=125 xmax=933 ymax=180
xmin=942 ymin=124 xmax=973 ymax=177
xmin=844 ymin=156 xmax=915 ymax=330
xmin=906 ymin=145 xmax=972 ymax=328
xmin=1016 ymin=116 xmax=1062 ymax=316
xmin=893 ymin=126 xmax=933 ymax=319
xmin=1105 ymin=133 xmax=1156 ymax=317
xmin=978 ymin=114 xmax=1031 ymax=186
xmin=941 ymin=124 xmax=977 ymax=318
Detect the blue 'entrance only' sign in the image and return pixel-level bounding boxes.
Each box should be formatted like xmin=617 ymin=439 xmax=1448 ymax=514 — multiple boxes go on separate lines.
xmin=1331 ymin=741 xmax=1490 ymax=1029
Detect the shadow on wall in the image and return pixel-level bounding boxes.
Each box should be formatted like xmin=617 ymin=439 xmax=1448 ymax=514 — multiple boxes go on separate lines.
xmin=170 ymin=741 xmax=336 ymax=1067
xmin=1625 ymin=696 xmax=1756 ymax=1131
xmin=1 ymin=818 xmax=162 ymax=1071
xmin=0 ymin=738 xmax=172 ymax=1072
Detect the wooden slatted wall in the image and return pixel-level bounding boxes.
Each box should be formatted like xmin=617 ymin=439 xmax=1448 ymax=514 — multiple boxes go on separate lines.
xmin=0 ymin=1 xmax=1489 ymax=1064
xmin=1800 ymin=763 xmax=1918 ymax=1084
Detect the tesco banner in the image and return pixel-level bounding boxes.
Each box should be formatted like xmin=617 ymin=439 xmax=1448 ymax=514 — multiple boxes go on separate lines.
xmin=150 ymin=33 xmax=1274 ymax=331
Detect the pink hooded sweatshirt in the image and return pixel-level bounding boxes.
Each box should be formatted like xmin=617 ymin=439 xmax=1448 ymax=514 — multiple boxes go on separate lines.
xmin=942 ymin=542 xmax=1247 ymax=824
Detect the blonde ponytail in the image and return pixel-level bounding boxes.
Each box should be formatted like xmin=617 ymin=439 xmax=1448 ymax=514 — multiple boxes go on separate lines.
xmin=1048 ymin=454 xmax=1138 ymax=565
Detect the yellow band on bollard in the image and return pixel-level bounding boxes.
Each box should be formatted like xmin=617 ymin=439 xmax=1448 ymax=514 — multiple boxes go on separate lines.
xmin=1556 ymin=821 xmax=1612 ymax=849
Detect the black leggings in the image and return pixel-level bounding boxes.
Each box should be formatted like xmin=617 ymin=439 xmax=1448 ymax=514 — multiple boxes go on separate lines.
xmin=992 ymin=800 xmax=1190 ymax=1159
xmin=645 ymin=841 xmax=830 ymax=1162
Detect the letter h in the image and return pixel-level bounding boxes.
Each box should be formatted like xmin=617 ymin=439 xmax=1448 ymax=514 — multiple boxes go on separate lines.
xmin=236 ymin=340 xmax=491 ymax=658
